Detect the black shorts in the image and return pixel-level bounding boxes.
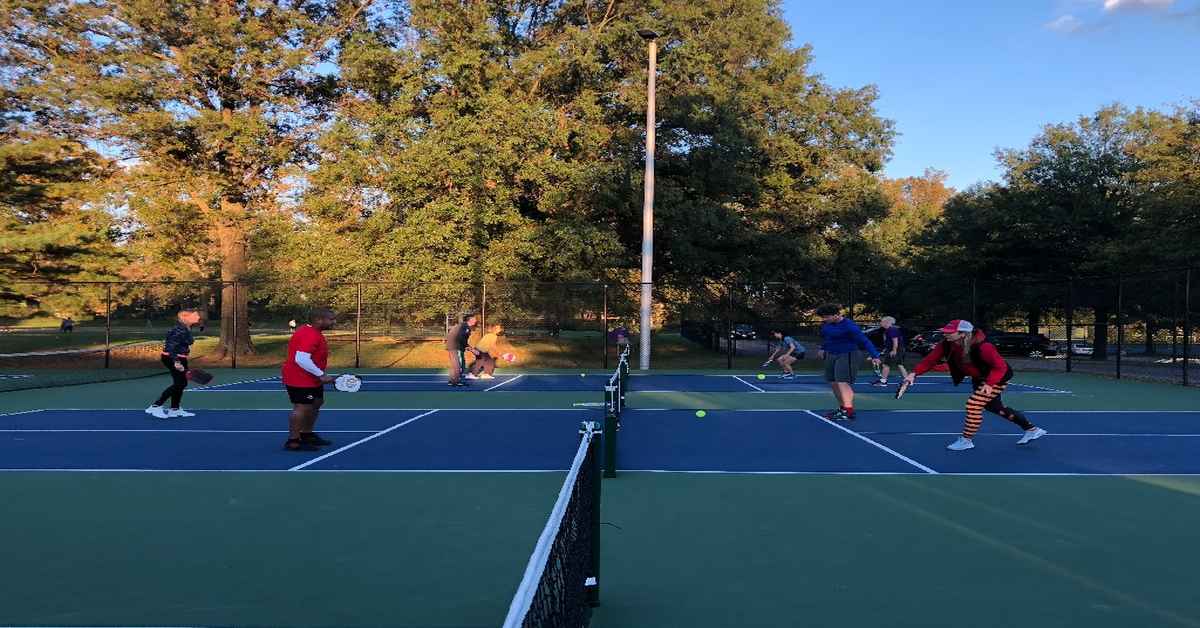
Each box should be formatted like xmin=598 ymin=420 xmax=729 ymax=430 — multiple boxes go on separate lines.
xmin=824 ymin=351 xmax=862 ymax=383
xmin=882 ymin=351 xmax=906 ymax=367
xmin=286 ymin=385 xmax=325 ymax=405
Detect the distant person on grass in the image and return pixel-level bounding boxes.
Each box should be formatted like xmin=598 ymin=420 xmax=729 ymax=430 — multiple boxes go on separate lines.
xmin=816 ymin=304 xmax=880 ymax=421
xmin=446 ymin=313 xmax=478 ymax=387
xmin=60 ymin=317 xmax=74 ymax=333
xmin=281 ymin=308 xmax=337 ymax=451
xmin=874 ymin=316 xmax=907 ymax=387
xmin=905 ymin=320 xmax=1046 ymax=451
xmin=468 ymin=323 xmax=504 ymax=380
xmin=145 ymin=308 xmax=202 ymax=419
xmin=764 ymin=330 xmax=806 ymax=379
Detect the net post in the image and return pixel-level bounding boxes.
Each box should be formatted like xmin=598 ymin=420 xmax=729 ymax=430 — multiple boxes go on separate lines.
xmin=355 ymin=282 xmax=363 ymax=369
xmin=231 ymin=281 xmax=238 ymax=369
xmin=603 ymin=409 xmax=618 ymax=479
xmin=1065 ymin=279 xmax=1074 ymax=373
xmin=587 ymin=421 xmax=602 ymax=607
xmin=104 ymin=282 xmax=112 ymax=369
xmin=1116 ymin=276 xmax=1123 ymax=379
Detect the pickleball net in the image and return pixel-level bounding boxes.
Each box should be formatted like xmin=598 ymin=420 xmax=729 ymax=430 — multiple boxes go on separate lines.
xmin=502 ymin=422 xmax=602 ymax=628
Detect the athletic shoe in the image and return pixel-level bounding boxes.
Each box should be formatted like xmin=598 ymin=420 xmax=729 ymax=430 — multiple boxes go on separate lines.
xmin=778 ymin=373 xmax=794 ymax=380
xmin=478 ymin=374 xmax=496 ymax=380
xmin=871 ymin=380 xmax=888 ymax=387
xmin=283 ymin=439 xmax=320 ymax=452
xmin=150 ymin=406 xmax=170 ymax=419
xmin=454 ymin=382 xmax=467 ymax=387
xmin=465 ymin=373 xmax=478 ymax=380
xmin=822 ymin=409 xmax=843 ymax=419
xmin=301 ymin=432 xmax=332 ymax=447
xmin=1016 ymin=427 xmax=1047 ymax=445
xmin=946 ymin=437 xmax=975 ymax=451
xmin=824 ymin=409 xmax=852 ymax=421
xmin=145 ymin=405 xmax=161 ymax=415
xmin=166 ymin=409 xmax=194 ymax=418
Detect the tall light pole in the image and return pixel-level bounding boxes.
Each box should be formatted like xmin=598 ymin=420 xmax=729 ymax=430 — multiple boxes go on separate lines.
xmin=637 ymin=29 xmax=658 ymax=371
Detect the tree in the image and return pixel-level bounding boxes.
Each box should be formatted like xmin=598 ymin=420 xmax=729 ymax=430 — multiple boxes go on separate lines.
xmin=291 ymin=0 xmax=895 ymax=314
xmin=2 ymin=0 xmax=374 ymax=356
xmin=0 ymin=123 xmax=122 ymax=320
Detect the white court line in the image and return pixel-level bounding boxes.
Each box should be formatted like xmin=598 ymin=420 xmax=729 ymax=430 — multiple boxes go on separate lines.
xmin=288 ymin=409 xmax=439 ymax=471
xmin=861 ymin=432 xmax=1200 ymax=437
xmin=193 ymin=375 xmax=280 ymax=391
xmin=801 ymin=409 xmax=938 ymax=474
xmin=24 ymin=407 xmax=593 ymax=412
xmin=883 ymin=409 xmax=1200 ymax=414
xmin=7 ymin=468 xmax=1200 ymax=477
xmin=485 ymin=374 xmax=524 ymax=391
xmin=0 ymin=409 xmax=45 ymax=417
xmin=0 ymin=429 xmax=377 ymax=433
xmin=732 ymin=376 xmax=766 ymax=392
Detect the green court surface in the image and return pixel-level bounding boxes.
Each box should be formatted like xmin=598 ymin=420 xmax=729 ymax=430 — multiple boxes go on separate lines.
xmin=1 ymin=368 xmax=1199 ymax=627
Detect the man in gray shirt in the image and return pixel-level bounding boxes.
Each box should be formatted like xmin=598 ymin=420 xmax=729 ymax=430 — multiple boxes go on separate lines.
xmin=445 ymin=313 xmax=478 ymax=387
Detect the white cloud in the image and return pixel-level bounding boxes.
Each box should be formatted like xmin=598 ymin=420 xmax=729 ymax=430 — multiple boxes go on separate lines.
xmin=1045 ymin=14 xmax=1085 ymax=31
xmin=1103 ymin=0 xmax=1175 ymax=12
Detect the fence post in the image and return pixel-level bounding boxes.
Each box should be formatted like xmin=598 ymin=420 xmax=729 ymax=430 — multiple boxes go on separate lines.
xmin=726 ymin=284 xmax=733 ymax=370
xmin=1116 ymin=277 xmax=1123 ymax=379
xmin=602 ymin=284 xmax=609 ymax=370
xmin=1184 ymin=268 xmax=1192 ymax=387
xmin=480 ymin=281 xmax=486 ymax=333
xmin=231 ymin=281 xmax=238 ymax=369
xmin=1065 ymin=280 xmax=1074 ymax=373
xmin=104 ymin=283 xmax=112 ymax=369
xmin=355 ymin=283 xmax=363 ymax=369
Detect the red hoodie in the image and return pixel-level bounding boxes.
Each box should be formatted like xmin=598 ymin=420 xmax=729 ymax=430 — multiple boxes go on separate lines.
xmin=914 ymin=330 xmax=1009 ymax=386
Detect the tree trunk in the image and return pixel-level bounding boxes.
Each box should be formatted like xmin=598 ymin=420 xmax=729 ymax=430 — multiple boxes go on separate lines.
xmin=1092 ymin=306 xmax=1109 ymax=361
xmin=215 ymin=196 xmax=254 ymax=359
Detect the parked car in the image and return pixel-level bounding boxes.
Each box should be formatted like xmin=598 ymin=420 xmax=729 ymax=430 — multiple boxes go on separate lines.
xmin=988 ymin=331 xmax=1056 ymax=359
xmin=907 ymin=330 xmax=944 ymax=356
xmin=730 ymin=323 xmax=757 ymax=340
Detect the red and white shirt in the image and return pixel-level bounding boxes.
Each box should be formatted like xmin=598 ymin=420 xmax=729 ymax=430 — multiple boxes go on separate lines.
xmin=282 ymin=324 xmax=329 ymax=388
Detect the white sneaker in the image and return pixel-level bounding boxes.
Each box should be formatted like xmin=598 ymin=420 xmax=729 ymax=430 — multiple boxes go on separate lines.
xmin=150 ymin=406 xmax=170 ymax=419
xmin=145 ymin=405 xmax=161 ymax=415
xmin=1017 ymin=427 xmax=1047 ymax=445
xmin=465 ymin=373 xmax=479 ymax=380
xmin=166 ymin=408 xmax=194 ymax=418
xmin=946 ymin=437 xmax=975 ymax=451
xmin=478 ymin=374 xmax=496 ymax=380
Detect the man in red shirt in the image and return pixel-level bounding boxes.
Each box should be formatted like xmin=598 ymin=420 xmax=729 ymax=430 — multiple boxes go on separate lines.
xmin=905 ymin=320 xmax=1046 ymax=451
xmin=282 ymin=308 xmax=337 ymax=451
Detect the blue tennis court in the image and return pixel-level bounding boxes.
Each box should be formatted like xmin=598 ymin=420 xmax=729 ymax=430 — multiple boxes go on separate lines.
xmin=191 ymin=372 xmax=1069 ymax=394
xmin=3 ymin=407 xmax=1194 ymax=475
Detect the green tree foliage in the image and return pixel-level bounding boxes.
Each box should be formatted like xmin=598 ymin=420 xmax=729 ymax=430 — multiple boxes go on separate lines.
xmin=288 ymin=0 xmax=895 ymax=317
xmin=0 ymin=126 xmax=122 ymax=320
xmin=1 ymin=0 xmax=374 ymax=354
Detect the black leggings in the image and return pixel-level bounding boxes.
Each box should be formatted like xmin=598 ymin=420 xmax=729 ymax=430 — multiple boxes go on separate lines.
xmin=154 ymin=355 xmax=188 ymax=409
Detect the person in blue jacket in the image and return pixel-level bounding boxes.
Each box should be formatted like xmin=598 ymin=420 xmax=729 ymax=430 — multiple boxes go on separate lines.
xmin=816 ymin=304 xmax=880 ymax=421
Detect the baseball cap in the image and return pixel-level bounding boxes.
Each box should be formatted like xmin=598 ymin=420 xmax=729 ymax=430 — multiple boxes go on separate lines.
xmin=939 ymin=320 xmax=974 ymax=334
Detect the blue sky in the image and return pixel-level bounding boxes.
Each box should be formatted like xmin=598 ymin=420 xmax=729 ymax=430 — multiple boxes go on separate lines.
xmin=779 ymin=0 xmax=1200 ymax=191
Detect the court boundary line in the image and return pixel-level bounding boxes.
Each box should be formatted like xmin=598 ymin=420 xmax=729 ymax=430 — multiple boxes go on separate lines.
xmin=17 ymin=407 xmax=594 ymax=412
xmin=4 ymin=468 xmax=1200 ymax=477
xmin=732 ymin=375 xmax=766 ymax=392
xmin=288 ymin=409 xmax=439 ymax=471
xmin=861 ymin=431 xmax=1200 ymax=437
xmin=0 ymin=429 xmax=379 ymax=433
xmin=801 ymin=409 xmax=938 ymax=474
xmin=484 ymin=374 xmax=525 ymax=391
xmin=0 ymin=409 xmax=44 ymax=417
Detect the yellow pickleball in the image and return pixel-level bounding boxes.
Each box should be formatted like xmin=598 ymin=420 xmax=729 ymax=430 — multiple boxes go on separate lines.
xmin=756 ymin=373 xmax=766 ymax=380
xmin=695 ymin=410 xmax=707 ymax=418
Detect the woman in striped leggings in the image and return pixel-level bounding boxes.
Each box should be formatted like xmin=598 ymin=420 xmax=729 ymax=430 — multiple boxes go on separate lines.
xmin=904 ymin=320 xmax=1047 ymax=451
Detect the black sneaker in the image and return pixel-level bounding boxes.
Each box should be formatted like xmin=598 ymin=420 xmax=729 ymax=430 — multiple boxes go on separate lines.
xmin=823 ymin=409 xmax=845 ymax=420
xmin=284 ymin=438 xmax=320 ymax=452
xmin=301 ymin=432 xmax=332 ymax=447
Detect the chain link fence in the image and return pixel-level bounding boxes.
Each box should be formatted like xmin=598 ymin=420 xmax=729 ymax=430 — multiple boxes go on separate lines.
xmin=2 ymin=268 xmax=1196 ymax=387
